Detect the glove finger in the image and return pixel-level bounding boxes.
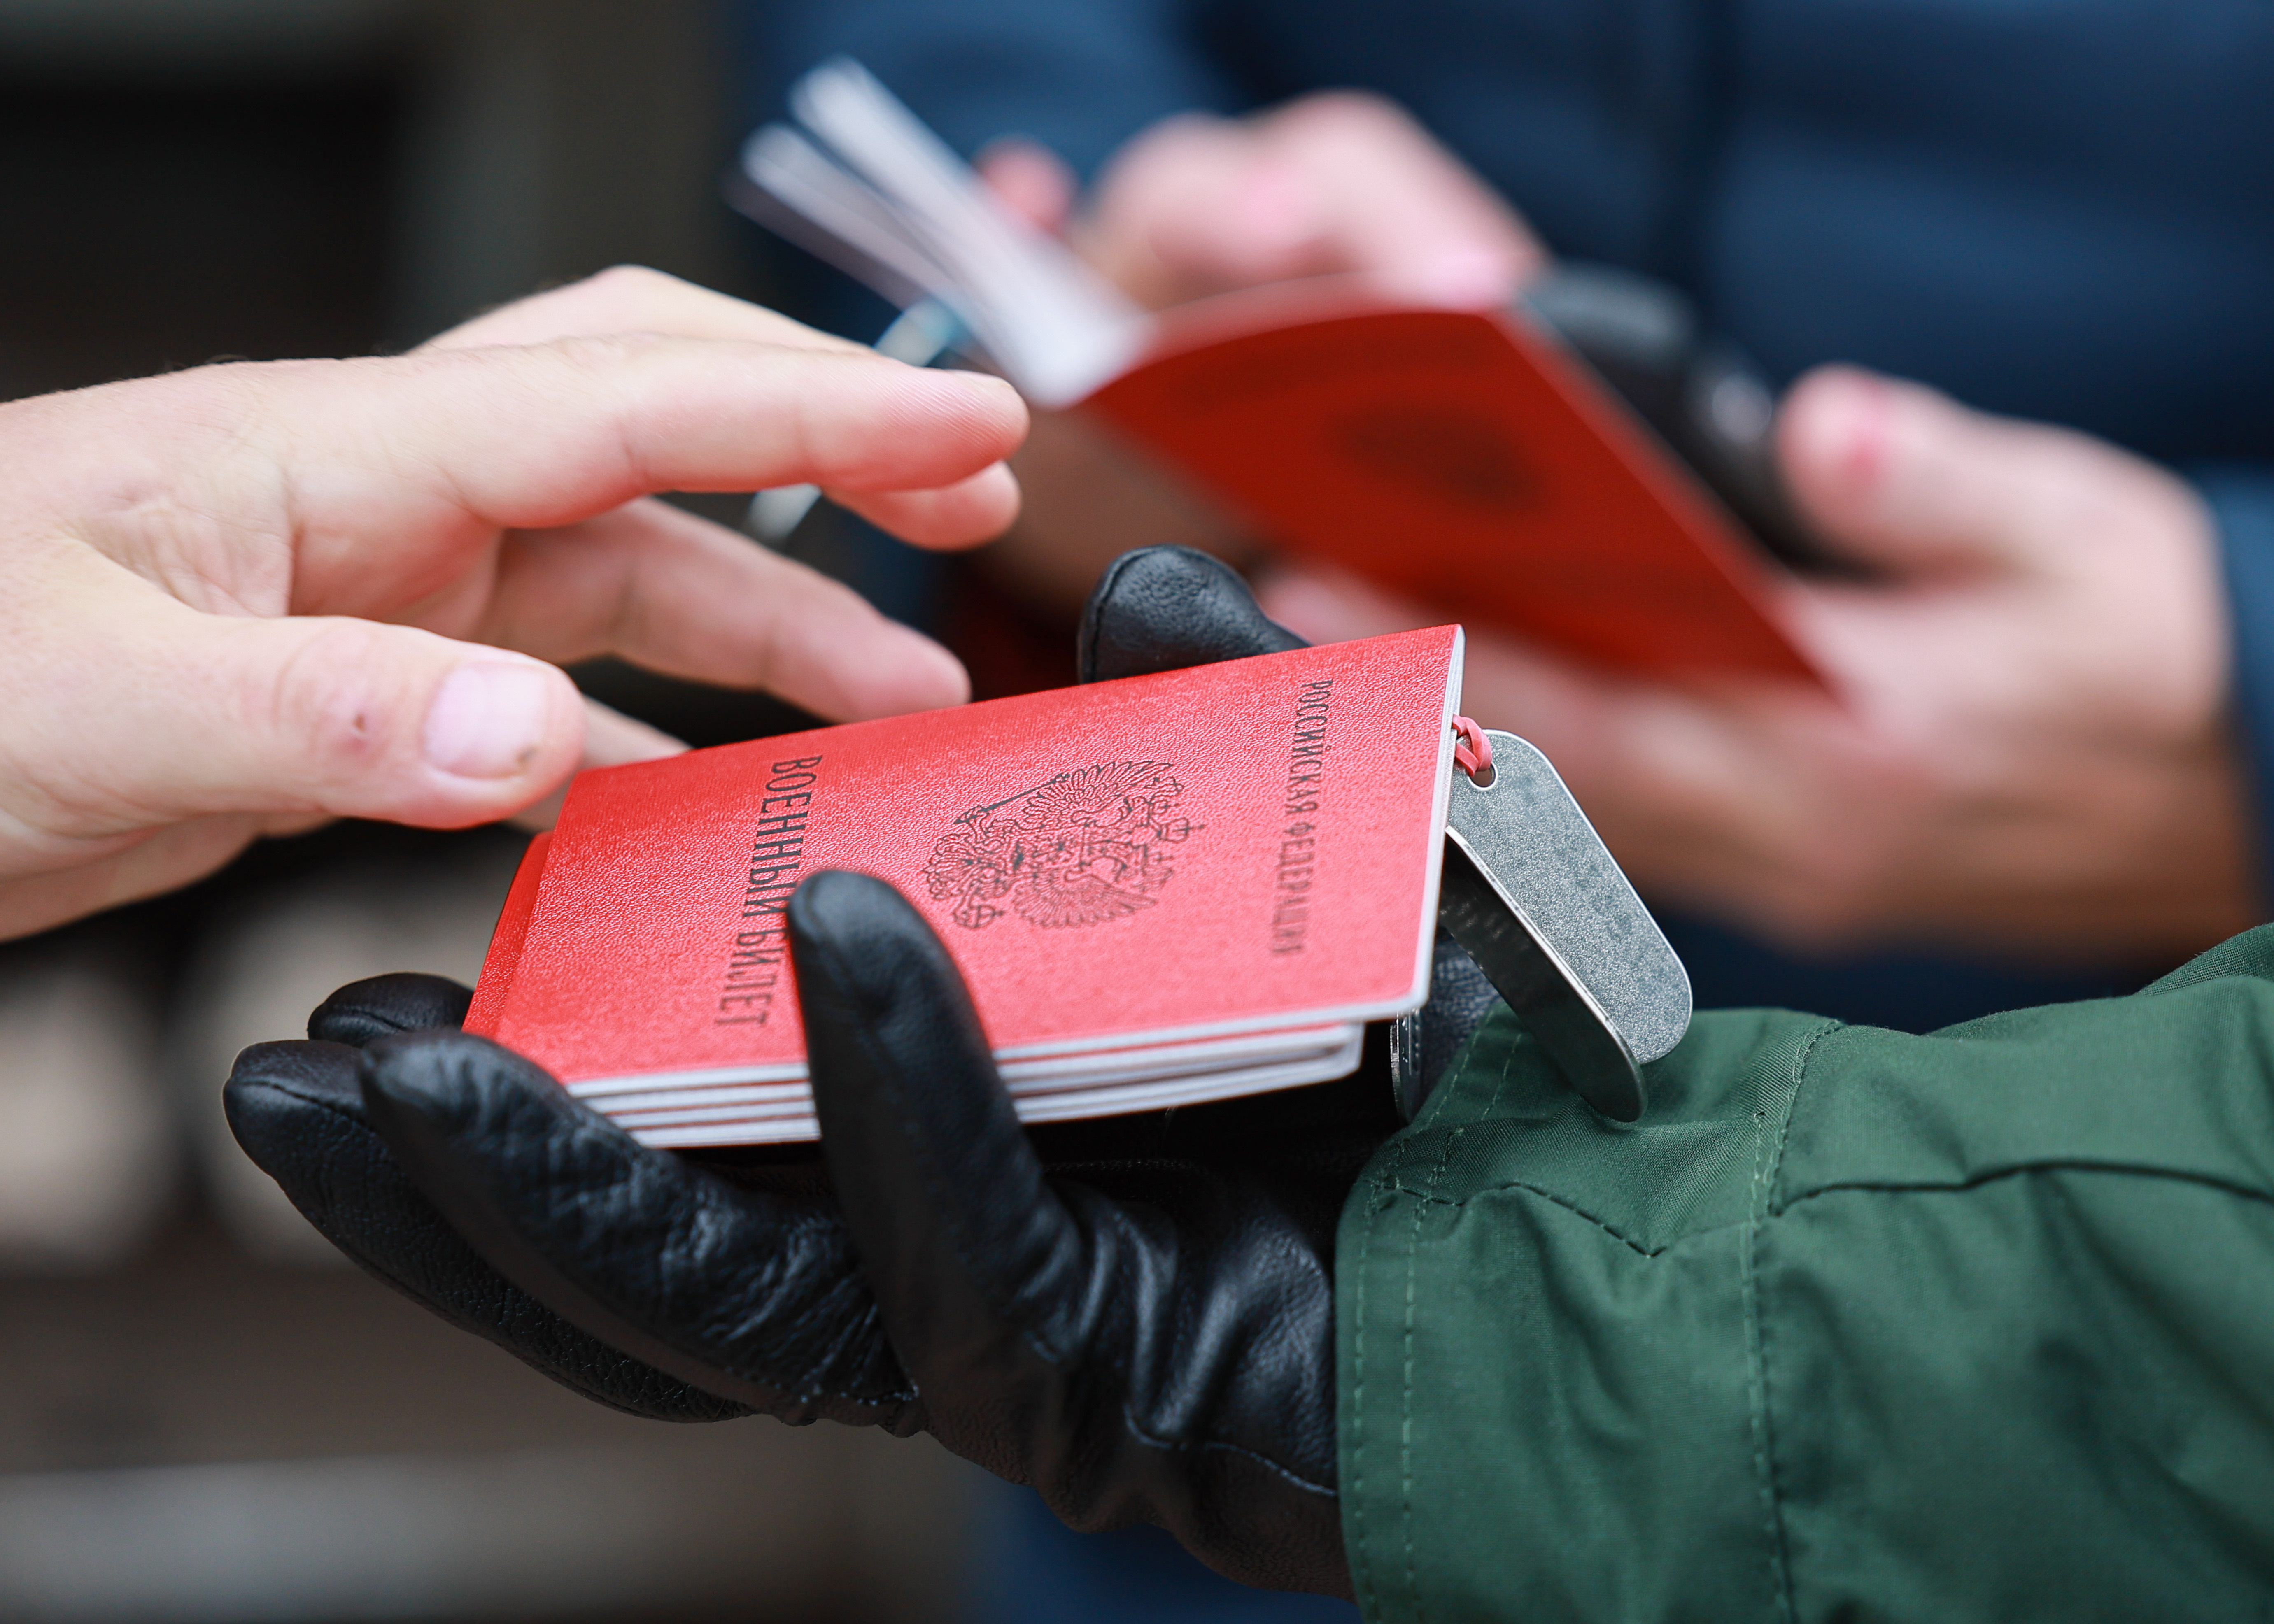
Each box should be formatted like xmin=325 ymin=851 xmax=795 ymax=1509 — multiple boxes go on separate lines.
xmin=308 ymin=972 xmax=473 ymax=1045
xmin=792 ymin=870 xmax=1354 ymax=1594
xmin=787 ymin=870 xmax=1083 ymax=1484
xmin=224 ymin=1039 xmax=743 ymax=1422
xmin=1077 ymin=546 xmax=1306 ymax=684
xmin=356 ymin=1028 xmax=915 ymax=1428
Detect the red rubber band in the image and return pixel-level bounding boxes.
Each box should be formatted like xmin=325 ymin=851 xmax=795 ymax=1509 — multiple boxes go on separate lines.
xmin=1452 ymin=715 xmax=1494 ymax=782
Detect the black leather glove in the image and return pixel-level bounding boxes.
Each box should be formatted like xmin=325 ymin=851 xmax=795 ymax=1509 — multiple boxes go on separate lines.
xmin=225 ymin=546 xmax=1495 ymax=1596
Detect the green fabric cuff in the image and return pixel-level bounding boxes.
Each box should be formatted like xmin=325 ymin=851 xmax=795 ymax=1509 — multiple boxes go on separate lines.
xmin=1337 ymin=924 xmax=2274 ymax=1622
xmin=1335 ymin=1003 xmax=1831 ymax=1622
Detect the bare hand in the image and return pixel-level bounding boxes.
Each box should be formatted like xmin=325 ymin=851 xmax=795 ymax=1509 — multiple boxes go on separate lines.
xmin=1259 ymin=366 xmax=2253 ymax=966
xmin=974 ymin=95 xmax=1546 ymax=612
xmin=983 ymin=93 xmax=1544 ymax=312
xmin=0 ymin=268 xmax=1026 ymax=940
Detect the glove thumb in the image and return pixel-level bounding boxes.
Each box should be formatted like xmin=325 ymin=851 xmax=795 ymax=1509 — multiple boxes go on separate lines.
xmin=1078 ymin=545 xmax=1307 ymax=683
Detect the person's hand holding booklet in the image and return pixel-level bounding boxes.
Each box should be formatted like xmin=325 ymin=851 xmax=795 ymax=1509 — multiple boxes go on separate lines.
xmin=732 ymin=59 xmax=1823 ymax=688
xmin=227 ymin=544 xmax=1699 ymax=1591
xmin=224 ymin=549 xmax=1520 ymax=1596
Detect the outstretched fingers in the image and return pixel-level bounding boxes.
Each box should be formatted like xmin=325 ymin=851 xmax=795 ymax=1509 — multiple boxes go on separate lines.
xmin=268 ymin=337 xmax=1025 ymax=610
xmin=481 ymin=500 xmax=970 ymax=721
xmin=417 ymin=266 xmax=866 ymax=356
xmin=418 ymin=271 xmax=1023 ymax=549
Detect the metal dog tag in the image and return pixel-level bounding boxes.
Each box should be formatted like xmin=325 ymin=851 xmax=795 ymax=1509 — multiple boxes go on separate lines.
xmin=1436 ymin=730 xmax=1691 ymax=1121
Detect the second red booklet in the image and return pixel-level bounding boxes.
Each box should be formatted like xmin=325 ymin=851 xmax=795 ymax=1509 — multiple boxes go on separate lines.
xmin=473 ymin=627 xmax=1462 ymax=1098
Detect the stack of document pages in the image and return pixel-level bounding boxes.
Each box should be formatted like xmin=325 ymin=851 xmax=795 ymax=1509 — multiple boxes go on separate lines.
xmin=464 ymin=627 xmax=1463 ymax=1147
xmin=732 ymin=55 xmax=1147 ymax=407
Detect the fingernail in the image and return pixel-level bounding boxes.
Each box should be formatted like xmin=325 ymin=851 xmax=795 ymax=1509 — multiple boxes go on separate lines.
xmin=424 ymin=663 xmax=555 ymax=779
xmin=1401 ymin=247 xmax=1520 ymax=309
xmin=1797 ymin=370 xmax=1895 ymax=493
xmin=1237 ymin=163 xmax=1318 ymax=250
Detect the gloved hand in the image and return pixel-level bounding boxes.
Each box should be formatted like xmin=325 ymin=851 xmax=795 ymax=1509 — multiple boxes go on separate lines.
xmin=224 ymin=545 xmax=1497 ymax=1596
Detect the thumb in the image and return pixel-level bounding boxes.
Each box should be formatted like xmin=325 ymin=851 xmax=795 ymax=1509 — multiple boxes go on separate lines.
xmin=789 ymin=870 xmax=1077 ymax=1407
xmin=978 ymin=137 xmax=1079 ymax=235
xmin=1776 ymin=365 xmax=2056 ymax=576
xmin=1077 ymin=545 xmax=1307 ymax=684
xmin=51 ymin=579 xmax=584 ymax=833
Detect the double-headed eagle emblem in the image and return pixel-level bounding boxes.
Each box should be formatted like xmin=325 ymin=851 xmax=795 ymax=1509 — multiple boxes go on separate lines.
xmin=923 ymin=761 xmax=1197 ymax=930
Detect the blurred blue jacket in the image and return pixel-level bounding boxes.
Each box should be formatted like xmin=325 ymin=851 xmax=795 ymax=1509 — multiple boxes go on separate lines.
xmin=741 ymin=0 xmax=2274 ymax=903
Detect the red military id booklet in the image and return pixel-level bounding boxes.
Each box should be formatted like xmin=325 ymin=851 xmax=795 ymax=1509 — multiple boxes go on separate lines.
xmin=734 ymin=60 xmax=1821 ymax=688
xmin=468 ymin=626 xmax=1463 ymax=1146
xmin=1082 ymin=284 xmax=1817 ymax=684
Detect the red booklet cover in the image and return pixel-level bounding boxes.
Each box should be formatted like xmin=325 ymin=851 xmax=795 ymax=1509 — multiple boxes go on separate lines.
xmin=469 ymin=628 xmax=1462 ymax=1104
xmin=1084 ymin=282 xmax=1820 ymax=686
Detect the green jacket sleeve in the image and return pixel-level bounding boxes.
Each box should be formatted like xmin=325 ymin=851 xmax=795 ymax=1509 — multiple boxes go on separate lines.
xmin=1338 ymin=926 xmax=2274 ymax=1622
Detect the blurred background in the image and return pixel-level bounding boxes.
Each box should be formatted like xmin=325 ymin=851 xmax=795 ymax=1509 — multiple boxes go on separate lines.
xmin=0 ymin=2 xmax=986 ymax=1619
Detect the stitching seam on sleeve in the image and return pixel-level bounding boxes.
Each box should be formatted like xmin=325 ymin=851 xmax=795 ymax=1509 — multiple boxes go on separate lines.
xmin=1777 ymin=1161 xmax=2274 ymax=1214
xmin=1399 ymin=1102 xmax=1476 ymax=1617
xmin=1349 ymin=1164 xmax=1379 ymax=1619
xmin=1377 ymin=1175 xmax=1670 ymax=1253
xmin=1389 ymin=1025 xmax=1518 ymax=1619
xmin=1746 ymin=1017 xmax=1835 ymax=1624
